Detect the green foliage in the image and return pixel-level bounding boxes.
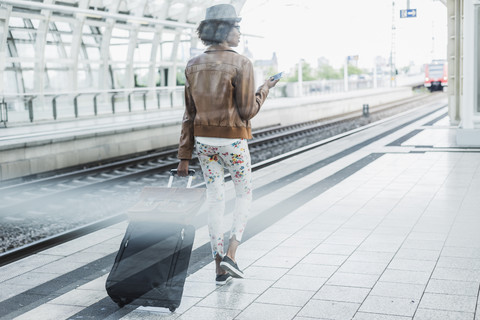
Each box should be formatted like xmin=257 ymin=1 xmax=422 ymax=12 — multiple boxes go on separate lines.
xmin=265 ymin=66 xmax=278 ymax=79
xmin=339 ymin=64 xmax=367 ymax=76
xmin=283 ymin=61 xmax=369 ymax=82
xmin=284 ymin=61 xmax=317 ymax=82
xmin=317 ymin=64 xmax=342 ymax=80
xmin=176 ymin=67 xmax=186 ymax=85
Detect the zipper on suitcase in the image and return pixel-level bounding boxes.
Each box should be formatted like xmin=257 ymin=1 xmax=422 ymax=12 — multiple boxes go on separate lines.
xmin=166 ymin=227 xmax=185 ymax=287
xmin=111 ymin=227 xmax=132 ymax=271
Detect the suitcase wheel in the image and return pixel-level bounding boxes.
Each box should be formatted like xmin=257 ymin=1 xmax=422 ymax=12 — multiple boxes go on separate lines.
xmin=117 ymin=301 xmax=125 ymax=308
xmin=169 ymin=306 xmax=176 ymax=312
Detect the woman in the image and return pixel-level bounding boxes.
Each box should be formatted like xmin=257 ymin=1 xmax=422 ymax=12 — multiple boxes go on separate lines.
xmin=177 ymin=4 xmax=279 ymax=285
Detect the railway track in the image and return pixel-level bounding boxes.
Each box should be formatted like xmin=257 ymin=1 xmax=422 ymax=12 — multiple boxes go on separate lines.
xmin=0 ymin=91 xmax=444 ymax=265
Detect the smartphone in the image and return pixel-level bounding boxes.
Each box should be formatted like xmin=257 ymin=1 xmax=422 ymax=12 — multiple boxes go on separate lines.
xmin=270 ymin=72 xmax=283 ymax=81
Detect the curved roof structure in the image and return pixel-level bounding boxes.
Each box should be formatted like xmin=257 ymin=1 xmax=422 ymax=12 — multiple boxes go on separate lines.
xmin=0 ymin=0 xmax=246 ymax=95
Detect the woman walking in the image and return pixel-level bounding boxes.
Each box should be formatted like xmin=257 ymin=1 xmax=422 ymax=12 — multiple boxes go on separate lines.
xmin=177 ymin=4 xmax=279 ymax=285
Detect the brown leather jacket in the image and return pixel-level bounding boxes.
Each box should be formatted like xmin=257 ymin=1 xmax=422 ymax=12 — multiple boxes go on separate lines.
xmin=177 ymin=44 xmax=270 ymax=160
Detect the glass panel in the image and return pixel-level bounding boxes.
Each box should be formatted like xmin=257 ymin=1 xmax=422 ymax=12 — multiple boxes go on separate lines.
xmin=161 ymin=42 xmax=173 ymax=60
xmin=15 ymin=43 xmax=35 ymax=58
xmin=10 ymin=29 xmax=33 ymax=40
xmin=110 ymin=44 xmax=128 ymax=61
xmin=46 ymin=69 xmax=69 ymax=90
xmin=46 ymin=33 xmax=55 ymax=42
xmin=77 ymin=67 xmax=91 ymax=89
xmin=45 ymin=44 xmax=60 ymax=59
xmin=54 ymin=21 xmax=71 ymax=32
xmin=134 ymin=68 xmax=149 ymax=87
xmin=3 ymin=71 xmax=18 ymax=93
xmin=134 ymin=43 xmax=152 ymax=61
xmin=90 ymin=69 xmax=99 ymax=88
xmin=31 ymin=19 xmax=40 ymax=29
xmin=113 ymin=68 xmax=126 ymax=88
xmin=112 ymin=28 xmax=129 ymax=39
xmin=86 ymin=47 xmax=100 ymax=60
xmin=82 ymin=35 xmax=98 ymax=45
xmin=9 ymin=17 xmax=25 ymax=27
xmin=61 ymin=34 xmax=73 ymax=43
xmin=22 ymin=70 xmax=34 ymax=91
xmin=83 ymin=25 xmax=92 ymax=34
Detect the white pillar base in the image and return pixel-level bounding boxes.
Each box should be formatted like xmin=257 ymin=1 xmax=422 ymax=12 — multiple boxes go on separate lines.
xmin=456 ymin=127 xmax=480 ymax=146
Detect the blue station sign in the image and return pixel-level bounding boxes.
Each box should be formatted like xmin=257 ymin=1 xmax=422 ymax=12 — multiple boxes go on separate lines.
xmin=400 ymin=9 xmax=417 ymax=18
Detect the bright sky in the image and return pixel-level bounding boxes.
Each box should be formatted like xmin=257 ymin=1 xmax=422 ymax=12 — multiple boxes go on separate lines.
xmin=238 ymin=0 xmax=447 ymax=72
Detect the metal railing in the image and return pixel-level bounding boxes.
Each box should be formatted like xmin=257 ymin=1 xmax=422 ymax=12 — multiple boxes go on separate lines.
xmin=0 ymin=98 xmax=8 ymax=127
xmin=1 ymin=86 xmax=185 ymax=124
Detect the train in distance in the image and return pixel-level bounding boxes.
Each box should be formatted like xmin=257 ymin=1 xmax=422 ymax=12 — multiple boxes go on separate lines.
xmin=424 ymin=59 xmax=448 ymax=92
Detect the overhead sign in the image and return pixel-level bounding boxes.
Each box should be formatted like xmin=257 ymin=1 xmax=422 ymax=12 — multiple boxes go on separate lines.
xmin=347 ymin=55 xmax=358 ymax=61
xmin=400 ymin=9 xmax=417 ymax=18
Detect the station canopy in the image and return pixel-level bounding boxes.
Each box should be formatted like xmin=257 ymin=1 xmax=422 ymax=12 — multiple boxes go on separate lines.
xmin=0 ymin=0 xmax=246 ymax=95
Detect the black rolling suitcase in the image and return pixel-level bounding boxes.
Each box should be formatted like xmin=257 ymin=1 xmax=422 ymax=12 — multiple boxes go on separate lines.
xmin=106 ymin=170 xmax=205 ymax=312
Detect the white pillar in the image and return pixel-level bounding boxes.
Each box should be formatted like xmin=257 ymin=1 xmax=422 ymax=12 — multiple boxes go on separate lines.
xmin=169 ymin=4 xmax=191 ymax=88
xmin=148 ymin=26 xmax=163 ymax=88
xmin=344 ymin=57 xmax=349 ymax=92
xmin=461 ymin=0 xmax=474 ymax=130
xmin=69 ymin=0 xmax=88 ymax=91
xmin=99 ymin=18 xmax=115 ymax=90
xmin=125 ymin=25 xmax=139 ymax=89
xmin=0 ymin=5 xmax=11 ymax=93
xmin=297 ymin=59 xmax=303 ymax=97
xmin=457 ymin=0 xmax=480 ymax=146
xmin=34 ymin=0 xmax=54 ymax=94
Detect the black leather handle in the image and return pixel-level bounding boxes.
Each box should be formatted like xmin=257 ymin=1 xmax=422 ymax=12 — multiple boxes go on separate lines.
xmin=170 ymin=169 xmax=196 ymax=176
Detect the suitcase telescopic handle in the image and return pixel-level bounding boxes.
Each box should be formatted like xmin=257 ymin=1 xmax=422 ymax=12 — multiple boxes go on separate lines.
xmin=168 ymin=169 xmax=196 ymax=188
xmin=170 ymin=169 xmax=195 ymax=176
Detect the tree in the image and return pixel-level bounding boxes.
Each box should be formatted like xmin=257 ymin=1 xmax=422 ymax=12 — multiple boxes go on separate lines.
xmin=340 ymin=64 xmax=367 ymax=76
xmin=317 ymin=64 xmax=342 ymax=79
xmin=285 ymin=61 xmax=317 ymax=82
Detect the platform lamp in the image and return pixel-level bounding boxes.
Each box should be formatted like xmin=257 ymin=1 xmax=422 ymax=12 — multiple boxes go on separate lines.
xmin=0 ymin=98 xmax=7 ymax=127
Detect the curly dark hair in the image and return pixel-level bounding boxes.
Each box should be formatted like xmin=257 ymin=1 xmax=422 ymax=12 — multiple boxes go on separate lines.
xmin=197 ymin=20 xmax=236 ymax=46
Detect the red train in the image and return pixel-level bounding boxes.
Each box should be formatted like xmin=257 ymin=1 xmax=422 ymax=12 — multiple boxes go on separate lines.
xmin=424 ymin=60 xmax=448 ymax=92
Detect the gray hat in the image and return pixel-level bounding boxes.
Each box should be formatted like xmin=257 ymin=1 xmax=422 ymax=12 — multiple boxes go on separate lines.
xmin=203 ymin=4 xmax=241 ymax=22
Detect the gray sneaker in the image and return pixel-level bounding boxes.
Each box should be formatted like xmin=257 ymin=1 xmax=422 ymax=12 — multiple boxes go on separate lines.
xmin=215 ymin=273 xmax=232 ymax=285
xmin=220 ymin=256 xmax=244 ymax=278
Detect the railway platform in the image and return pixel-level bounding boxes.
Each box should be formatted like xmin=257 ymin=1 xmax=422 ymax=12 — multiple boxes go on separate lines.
xmin=1 ymin=95 xmax=480 ymax=320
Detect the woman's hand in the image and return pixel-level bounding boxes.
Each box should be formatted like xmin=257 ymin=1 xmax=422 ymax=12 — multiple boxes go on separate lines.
xmin=177 ymin=159 xmax=190 ymax=177
xmin=265 ymin=77 xmax=279 ymax=89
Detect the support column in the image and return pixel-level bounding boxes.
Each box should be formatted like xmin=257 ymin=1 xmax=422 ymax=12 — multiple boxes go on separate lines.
xmin=125 ymin=0 xmax=148 ymax=89
xmin=34 ymin=0 xmax=54 ymax=94
xmin=0 ymin=4 xmax=11 ymax=93
xmin=457 ymin=0 xmax=480 ymax=146
xmin=168 ymin=4 xmax=191 ymax=88
xmin=148 ymin=0 xmax=170 ymax=88
xmin=447 ymin=0 xmax=463 ymax=124
xmin=99 ymin=19 xmax=114 ymax=90
xmin=69 ymin=0 xmax=88 ymax=91
xmin=148 ymin=25 xmax=163 ymax=88
xmin=125 ymin=25 xmax=139 ymax=88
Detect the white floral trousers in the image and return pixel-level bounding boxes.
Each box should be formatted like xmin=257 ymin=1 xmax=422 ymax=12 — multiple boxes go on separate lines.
xmin=196 ymin=139 xmax=252 ymax=259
